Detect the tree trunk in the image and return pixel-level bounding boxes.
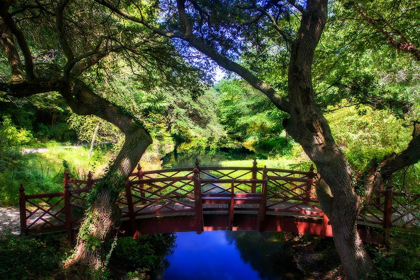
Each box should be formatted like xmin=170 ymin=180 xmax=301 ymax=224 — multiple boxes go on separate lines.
xmin=283 ymin=1 xmax=373 ymax=278
xmin=64 ymin=129 xmax=151 ymax=270
xmin=61 ymin=80 xmax=153 ymax=271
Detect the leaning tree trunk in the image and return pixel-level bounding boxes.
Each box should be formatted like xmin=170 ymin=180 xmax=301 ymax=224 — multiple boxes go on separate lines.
xmin=61 ymin=80 xmax=153 ymax=270
xmin=283 ymin=1 xmax=372 ymax=278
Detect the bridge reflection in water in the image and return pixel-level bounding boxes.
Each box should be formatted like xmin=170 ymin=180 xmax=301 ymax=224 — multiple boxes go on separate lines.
xmin=19 ymin=160 xmax=420 ymax=244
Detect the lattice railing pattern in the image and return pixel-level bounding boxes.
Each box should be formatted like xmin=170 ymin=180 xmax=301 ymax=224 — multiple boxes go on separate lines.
xmin=127 ymin=177 xmax=196 ymax=217
xmin=390 ymin=192 xmax=420 ymax=228
xmin=200 ymin=167 xmax=253 ymax=181
xmin=23 ymin=192 xmax=66 ymax=232
xmin=358 ymin=190 xmax=385 ymax=225
xmin=20 ymin=163 xmax=420 ymax=238
xmin=265 ymin=176 xmax=322 ymax=216
xmin=259 ymin=168 xmax=314 ymax=180
xmin=200 ymin=179 xmax=265 ymax=195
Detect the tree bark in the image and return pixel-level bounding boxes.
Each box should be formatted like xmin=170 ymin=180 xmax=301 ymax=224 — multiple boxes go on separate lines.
xmin=0 ymin=17 xmax=24 ymax=82
xmin=59 ymin=80 xmax=153 ymax=270
xmin=283 ymin=1 xmax=373 ymax=278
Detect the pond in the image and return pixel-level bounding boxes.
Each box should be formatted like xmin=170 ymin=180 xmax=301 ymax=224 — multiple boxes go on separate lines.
xmin=162 ymin=231 xmax=303 ymax=280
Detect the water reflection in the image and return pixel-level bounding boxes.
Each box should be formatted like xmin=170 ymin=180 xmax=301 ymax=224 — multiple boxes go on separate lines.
xmin=225 ymin=231 xmax=303 ymax=280
xmin=163 ymin=231 xmax=302 ymax=280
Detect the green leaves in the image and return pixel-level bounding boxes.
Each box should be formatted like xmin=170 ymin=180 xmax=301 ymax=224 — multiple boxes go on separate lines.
xmin=216 ymin=79 xmax=286 ymax=143
xmin=326 ymin=101 xmax=412 ymax=172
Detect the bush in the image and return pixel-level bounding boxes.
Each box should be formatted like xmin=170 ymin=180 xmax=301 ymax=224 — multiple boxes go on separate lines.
xmin=0 ymin=233 xmax=67 ymax=280
xmin=326 ymin=103 xmax=412 ymax=172
xmin=108 ymin=234 xmax=175 ymax=279
xmin=368 ymin=233 xmax=420 ymax=279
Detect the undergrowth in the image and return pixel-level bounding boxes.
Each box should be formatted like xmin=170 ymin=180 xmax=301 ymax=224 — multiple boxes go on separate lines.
xmin=0 ymin=232 xmax=176 ymax=280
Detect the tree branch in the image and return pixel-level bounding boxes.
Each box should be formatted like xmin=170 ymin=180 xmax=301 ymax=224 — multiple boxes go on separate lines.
xmin=256 ymin=6 xmax=293 ymax=43
xmin=186 ymin=36 xmax=290 ymax=112
xmin=355 ymin=3 xmax=420 ymax=61
xmin=362 ymin=123 xmax=420 ymax=201
xmin=287 ymin=0 xmax=306 ymax=14
xmin=65 ymin=37 xmax=107 ymax=76
xmin=0 ymin=2 xmax=35 ymax=80
xmin=0 ymin=17 xmax=24 ymax=82
xmin=59 ymin=79 xmax=153 ymax=176
xmin=56 ymin=0 xmax=74 ymax=64
xmin=0 ymin=78 xmax=62 ymax=98
xmin=176 ymin=0 xmax=192 ymax=38
xmin=94 ymin=0 xmax=182 ymax=38
xmin=380 ymin=124 xmax=420 ymax=179
xmin=94 ymin=0 xmax=290 ymax=113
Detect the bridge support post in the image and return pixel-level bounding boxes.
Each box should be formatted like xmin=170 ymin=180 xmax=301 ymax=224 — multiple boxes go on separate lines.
xmin=124 ymin=181 xmax=137 ymax=237
xmin=251 ymin=159 xmax=257 ymax=193
xmin=64 ymin=172 xmax=73 ymax=246
xmin=86 ymin=171 xmax=93 ymax=188
xmin=383 ymin=185 xmax=393 ymax=245
xmin=137 ymin=164 xmax=146 ymax=204
xmin=193 ymin=168 xmax=203 ymax=234
xmin=229 ymin=181 xmax=235 ymax=230
xmin=258 ymin=171 xmax=268 ymax=232
xmin=19 ymin=184 xmax=27 ymax=235
xmin=306 ymin=165 xmax=315 ymax=204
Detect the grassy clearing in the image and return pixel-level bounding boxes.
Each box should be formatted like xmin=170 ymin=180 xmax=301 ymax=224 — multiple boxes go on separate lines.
xmin=219 ymin=158 xmax=308 ymax=170
xmin=0 ymin=144 xmax=112 ymax=205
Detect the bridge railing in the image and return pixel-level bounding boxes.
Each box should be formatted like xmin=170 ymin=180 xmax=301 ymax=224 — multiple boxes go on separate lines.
xmin=18 ymin=170 xmax=97 ymax=243
xmin=358 ymin=186 xmax=420 ymax=232
xmin=18 ymin=160 xmax=419 ymax=242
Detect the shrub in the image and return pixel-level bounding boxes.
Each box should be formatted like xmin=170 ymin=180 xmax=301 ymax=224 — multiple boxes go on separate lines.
xmin=0 ymin=233 xmax=66 ymax=280
xmin=108 ymin=234 xmax=175 ymax=279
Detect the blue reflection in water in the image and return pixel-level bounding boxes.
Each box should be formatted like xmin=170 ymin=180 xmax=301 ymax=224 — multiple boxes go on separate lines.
xmin=163 ymin=231 xmax=261 ymax=280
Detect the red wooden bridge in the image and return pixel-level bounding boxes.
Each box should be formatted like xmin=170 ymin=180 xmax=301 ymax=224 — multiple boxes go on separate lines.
xmin=19 ymin=160 xmax=420 ymax=244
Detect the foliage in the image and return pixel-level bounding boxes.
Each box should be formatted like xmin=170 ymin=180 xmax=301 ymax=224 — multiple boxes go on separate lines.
xmin=367 ymin=233 xmax=420 ymax=279
xmin=215 ymin=79 xmax=286 ymax=143
xmin=313 ymin=1 xmax=420 ymax=118
xmin=0 ymin=115 xmax=34 ymax=151
xmin=0 ymin=233 xmax=67 ymax=280
xmin=0 ymin=232 xmax=176 ymax=280
xmin=108 ymin=234 xmax=176 ymax=279
xmin=326 ymin=102 xmax=412 ymax=172
xmin=0 ymin=94 xmax=77 ymax=143
xmin=67 ymin=115 xmax=123 ymax=146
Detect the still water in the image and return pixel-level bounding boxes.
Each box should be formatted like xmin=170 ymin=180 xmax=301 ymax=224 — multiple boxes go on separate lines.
xmin=162 ymin=231 xmax=302 ymax=280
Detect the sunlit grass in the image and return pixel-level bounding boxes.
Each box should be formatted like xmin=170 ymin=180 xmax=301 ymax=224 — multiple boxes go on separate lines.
xmin=0 ymin=144 xmax=112 ymax=205
xmin=219 ymin=158 xmax=310 ymax=171
xmin=38 ymin=145 xmax=111 ymax=179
